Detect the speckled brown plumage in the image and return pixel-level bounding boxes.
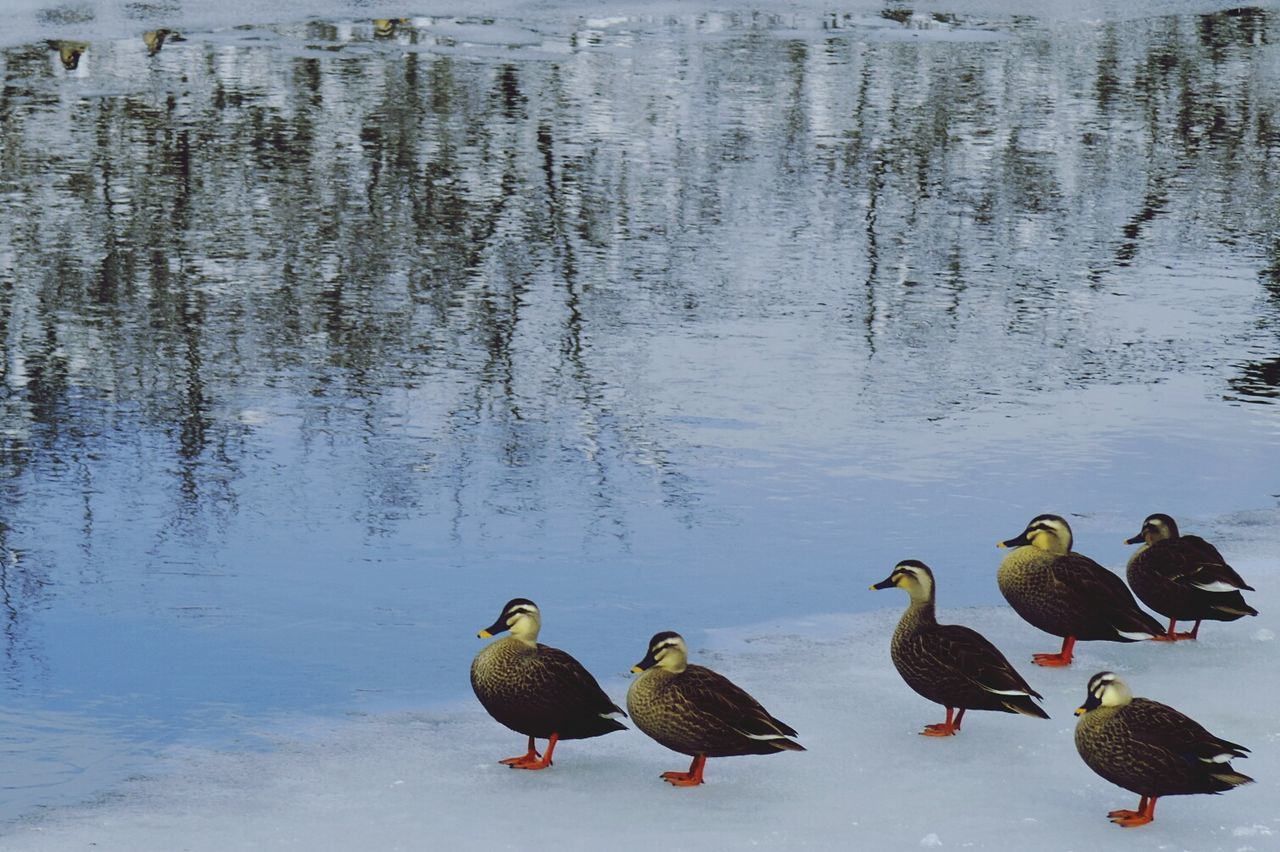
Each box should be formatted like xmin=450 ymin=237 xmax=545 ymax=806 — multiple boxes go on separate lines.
xmin=1074 ymin=671 xmax=1252 ymax=825
xmin=627 ymin=631 xmax=803 ymax=781
xmin=998 ymin=516 xmax=1162 ymax=643
xmin=627 ymin=664 xmax=802 ymax=758
xmin=1076 ymin=698 xmax=1251 ymax=797
xmin=471 ymin=636 xmax=626 ymax=741
xmin=879 ymin=562 xmax=1048 ymax=726
xmin=1126 ymin=515 xmax=1257 ymax=634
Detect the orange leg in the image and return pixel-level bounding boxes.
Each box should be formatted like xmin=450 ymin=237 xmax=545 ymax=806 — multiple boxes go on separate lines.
xmin=921 ymin=706 xmax=966 ymax=736
xmin=500 ymin=733 xmax=559 ymax=770
xmin=499 ymin=735 xmax=540 ymax=767
xmin=1032 ymin=635 xmax=1075 ymax=667
xmin=1153 ymin=618 xmax=1202 ymax=642
xmin=1151 ymin=618 xmax=1179 ymax=642
xmin=1176 ymin=620 xmax=1202 ymax=641
xmin=661 ymin=753 xmax=707 ymax=787
xmin=1108 ymin=795 xmax=1157 ymax=827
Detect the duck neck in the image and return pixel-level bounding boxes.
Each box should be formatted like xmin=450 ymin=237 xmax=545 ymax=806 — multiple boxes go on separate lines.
xmin=902 ymin=593 xmax=937 ymax=629
xmin=508 ymin=616 xmax=540 ymax=647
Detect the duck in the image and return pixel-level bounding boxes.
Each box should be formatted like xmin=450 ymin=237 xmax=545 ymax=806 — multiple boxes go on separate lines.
xmin=47 ymin=40 xmax=88 ymax=71
xmin=143 ymin=29 xmax=173 ymax=56
xmin=871 ymin=560 xmax=1049 ymax=735
xmin=1125 ymin=513 xmax=1257 ymax=641
xmin=373 ymin=18 xmax=409 ymax=38
xmin=627 ymin=631 xmax=804 ymax=786
xmin=997 ymin=514 xmax=1163 ymax=666
xmin=471 ymin=598 xmax=626 ymax=769
xmin=1074 ymin=671 xmax=1252 ymax=827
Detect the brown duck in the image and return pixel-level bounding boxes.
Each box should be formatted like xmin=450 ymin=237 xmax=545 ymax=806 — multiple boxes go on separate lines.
xmin=1125 ymin=513 xmax=1257 ymax=641
xmin=998 ymin=514 xmax=1162 ymax=666
xmin=872 ymin=560 xmax=1049 ymax=735
xmin=471 ymin=598 xmax=626 ymax=769
xmin=627 ymin=631 xmax=804 ymax=786
xmin=1074 ymin=671 xmax=1252 ymax=827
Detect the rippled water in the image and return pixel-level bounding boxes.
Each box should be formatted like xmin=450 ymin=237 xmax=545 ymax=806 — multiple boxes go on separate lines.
xmin=1 ymin=4 xmax=1279 ymax=823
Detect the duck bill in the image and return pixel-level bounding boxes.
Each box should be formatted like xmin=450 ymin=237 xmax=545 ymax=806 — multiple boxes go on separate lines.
xmin=998 ymin=532 xmax=1030 ymax=549
xmin=870 ymin=575 xmax=897 ymax=591
xmin=1124 ymin=532 xmax=1145 ymax=545
xmin=1074 ymin=692 xmax=1102 ymax=716
xmin=476 ymin=615 xmax=509 ymax=639
xmin=631 ymin=650 xmax=658 ymax=673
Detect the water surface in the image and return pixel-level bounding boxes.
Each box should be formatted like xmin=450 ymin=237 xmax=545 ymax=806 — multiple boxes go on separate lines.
xmin=1 ymin=4 xmax=1279 ymax=823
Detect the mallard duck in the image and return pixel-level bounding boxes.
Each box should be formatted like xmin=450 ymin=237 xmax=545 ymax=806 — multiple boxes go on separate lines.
xmin=627 ymin=632 xmax=804 ymax=786
xmin=1074 ymin=671 xmax=1252 ymax=826
xmin=471 ymin=598 xmax=626 ymax=769
xmin=871 ymin=560 xmax=1049 ymax=735
xmin=997 ymin=515 xmax=1162 ymax=666
xmin=1125 ymin=513 xmax=1257 ymax=641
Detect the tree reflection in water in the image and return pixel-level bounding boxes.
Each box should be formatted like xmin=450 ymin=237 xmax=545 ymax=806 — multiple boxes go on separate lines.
xmin=0 ymin=6 xmax=1277 ymax=816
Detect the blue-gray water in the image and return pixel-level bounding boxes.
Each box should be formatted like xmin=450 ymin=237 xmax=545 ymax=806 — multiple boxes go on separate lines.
xmin=2 ymin=5 xmax=1279 ymax=823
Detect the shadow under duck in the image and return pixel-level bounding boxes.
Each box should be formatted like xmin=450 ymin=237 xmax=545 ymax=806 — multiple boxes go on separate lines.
xmin=1125 ymin=513 xmax=1257 ymax=641
xmin=872 ymin=560 xmax=1049 ymax=735
xmin=627 ymin=631 xmax=804 ymax=786
xmin=471 ymin=598 xmax=626 ymax=769
xmin=997 ymin=514 xmax=1163 ymax=666
xmin=1074 ymin=671 xmax=1252 ymax=827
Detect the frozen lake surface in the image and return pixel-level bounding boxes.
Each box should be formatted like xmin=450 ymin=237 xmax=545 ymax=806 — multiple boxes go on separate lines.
xmin=5 ymin=515 xmax=1277 ymax=850
xmin=0 ymin=0 xmax=1278 ymax=839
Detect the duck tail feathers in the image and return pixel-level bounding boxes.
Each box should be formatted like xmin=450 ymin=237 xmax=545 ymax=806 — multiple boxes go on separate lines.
xmin=1002 ymin=696 xmax=1050 ymax=719
xmin=1208 ymin=769 xmax=1254 ymax=789
xmin=769 ymin=738 xmax=806 ymax=752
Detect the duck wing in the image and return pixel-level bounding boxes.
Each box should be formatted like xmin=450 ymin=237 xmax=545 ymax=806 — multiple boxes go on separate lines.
xmin=1171 ymin=537 xmax=1255 ymax=592
xmin=921 ymin=624 xmax=1042 ymax=698
xmin=1123 ymin=698 xmax=1250 ymax=762
xmin=679 ymin=665 xmax=799 ymax=740
xmin=534 ymin=645 xmax=627 ymax=717
xmin=1050 ymin=553 xmax=1163 ymax=637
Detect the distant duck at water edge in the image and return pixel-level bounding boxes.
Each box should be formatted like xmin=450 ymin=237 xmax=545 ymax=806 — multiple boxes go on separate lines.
xmin=1125 ymin=513 xmax=1257 ymax=641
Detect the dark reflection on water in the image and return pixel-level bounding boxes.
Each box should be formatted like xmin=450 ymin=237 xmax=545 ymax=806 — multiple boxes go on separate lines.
xmin=0 ymin=6 xmax=1279 ymax=820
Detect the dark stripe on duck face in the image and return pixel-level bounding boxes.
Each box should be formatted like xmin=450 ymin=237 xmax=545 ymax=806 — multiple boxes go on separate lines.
xmin=871 ymin=562 xmax=927 ymax=591
xmin=1000 ymin=515 xmax=1067 ymax=549
xmin=478 ymin=599 xmax=538 ymax=638
xmin=1076 ymin=671 xmax=1115 ymax=715
xmin=633 ymin=631 xmax=683 ymax=671
xmin=1075 ymin=690 xmax=1102 ymax=716
xmin=871 ymin=574 xmax=898 ymax=590
xmin=1127 ymin=514 xmax=1177 ymax=545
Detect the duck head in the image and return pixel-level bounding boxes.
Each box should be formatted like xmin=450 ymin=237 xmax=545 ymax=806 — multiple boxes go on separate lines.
xmin=1125 ymin=513 xmax=1180 ymax=546
xmin=999 ymin=514 xmax=1073 ymax=555
xmin=477 ymin=598 xmax=541 ymax=645
xmin=870 ymin=559 xmax=935 ymax=604
xmin=1075 ymin=671 xmax=1133 ymax=716
xmin=632 ymin=631 xmax=689 ymax=674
